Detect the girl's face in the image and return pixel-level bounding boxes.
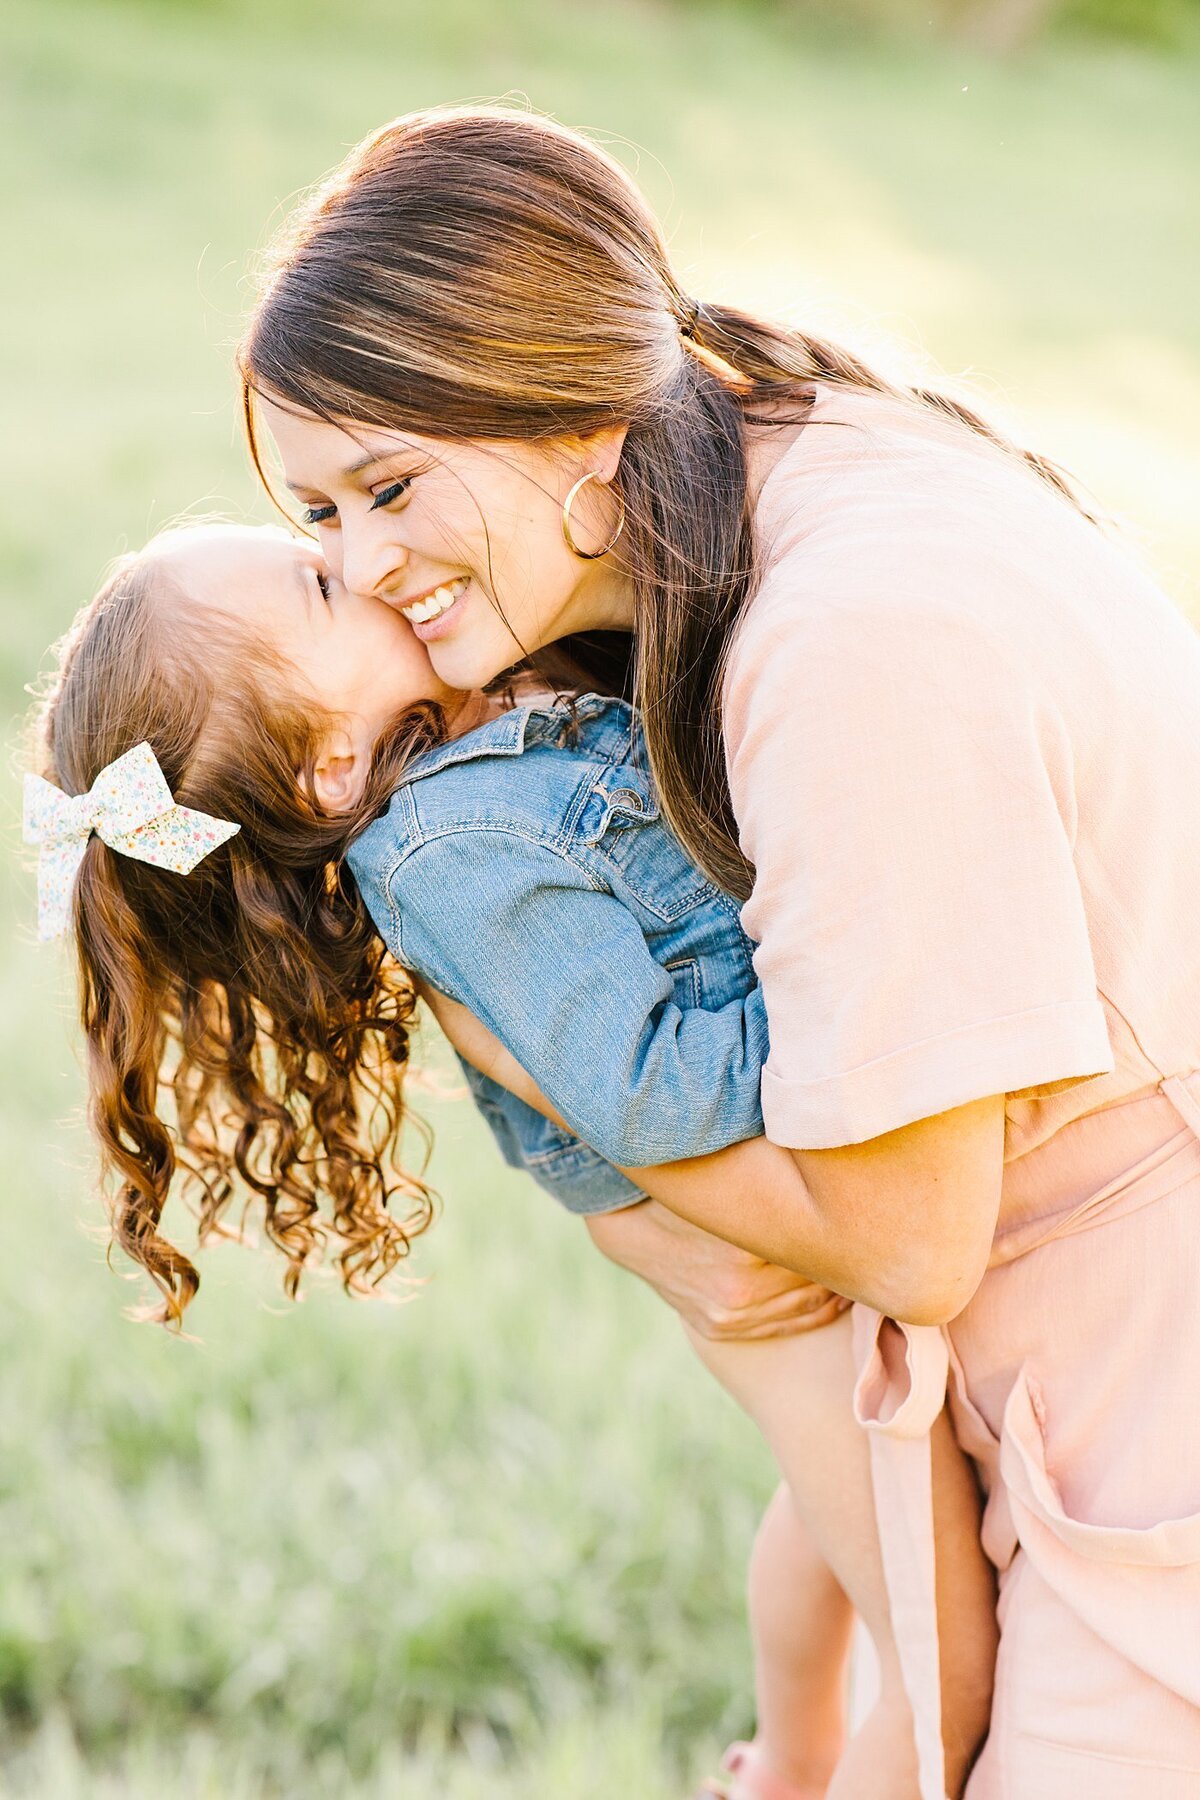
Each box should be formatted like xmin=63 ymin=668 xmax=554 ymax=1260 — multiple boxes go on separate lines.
xmin=258 ymin=396 xmax=632 ymax=692
xmin=153 ymin=522 xmax=469 ymax=807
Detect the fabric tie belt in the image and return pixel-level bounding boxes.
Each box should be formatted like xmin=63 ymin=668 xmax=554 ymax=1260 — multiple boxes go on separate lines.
xmin=850 ymin=1069 xmax=1200 ymax=1800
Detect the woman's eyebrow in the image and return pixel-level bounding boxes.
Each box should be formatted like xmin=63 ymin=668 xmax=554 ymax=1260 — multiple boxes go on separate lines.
xmin=344 ymin=443 xmax=427 ymax=479
xmin=342 ymin=450 xmax=388 ymax=478
xmin=283 ymin=447 xmax=417 ymax=494
xmin=281 ymin=452 xmax=386 ymax=494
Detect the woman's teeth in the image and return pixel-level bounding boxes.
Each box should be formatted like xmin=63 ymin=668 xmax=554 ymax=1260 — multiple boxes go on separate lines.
xmin=401 ymin=578 xmax=468 ymax=625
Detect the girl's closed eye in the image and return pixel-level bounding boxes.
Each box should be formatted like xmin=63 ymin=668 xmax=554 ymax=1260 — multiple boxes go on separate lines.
xmin=303 ymin=501 xmax=337 ymax=526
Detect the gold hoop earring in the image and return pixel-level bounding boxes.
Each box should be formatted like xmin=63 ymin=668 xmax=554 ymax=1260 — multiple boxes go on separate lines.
xmin=561 ymin=471 xmax=626 ymax=561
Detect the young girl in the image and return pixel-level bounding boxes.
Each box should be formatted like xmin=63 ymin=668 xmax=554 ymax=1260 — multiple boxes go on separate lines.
xmin=26 ymin=519 xmax=996 ymax=1800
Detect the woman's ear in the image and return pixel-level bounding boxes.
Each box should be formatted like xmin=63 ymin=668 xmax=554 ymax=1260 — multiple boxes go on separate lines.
xmin=574 ymin=422 xmax=629 ymax=483
xmin=311 ymin=725 xmax=370 ymax=814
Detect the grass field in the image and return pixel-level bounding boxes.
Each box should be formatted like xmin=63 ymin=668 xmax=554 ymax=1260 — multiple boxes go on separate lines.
xmin=2 ymin=1 xmax=1198 ymax=1794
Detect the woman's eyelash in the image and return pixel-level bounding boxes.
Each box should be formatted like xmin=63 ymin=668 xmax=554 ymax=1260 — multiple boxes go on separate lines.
xmin=369 ymin=478 xmax=413 ymax=511
xmin=316 ymin=570 xmax=331 ymax=602
xmin=301 ymin=477 xmax=410 ymax=525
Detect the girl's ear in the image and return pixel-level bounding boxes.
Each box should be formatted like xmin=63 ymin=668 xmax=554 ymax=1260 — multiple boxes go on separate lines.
xmin=311 ymin=725 xmax=370 ymax=814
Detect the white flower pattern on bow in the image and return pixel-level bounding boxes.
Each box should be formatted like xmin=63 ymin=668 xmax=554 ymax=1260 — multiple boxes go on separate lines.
xmin=23 ymin=741 xmax=241 ymax=940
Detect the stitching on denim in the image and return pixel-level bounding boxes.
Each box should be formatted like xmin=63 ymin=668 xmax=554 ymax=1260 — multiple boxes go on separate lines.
xmin=665 ymin=956 xmax=703 ymax=1009
xmin=524 ymin=1142 xmax=605 ymax=1169
xmin=560 ymin=734 xmax=639 ymax=843
xmin=382 ymin=824 xmax=611 ymax=953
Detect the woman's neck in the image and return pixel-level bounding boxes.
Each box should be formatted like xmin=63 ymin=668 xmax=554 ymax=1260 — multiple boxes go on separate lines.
xmin=743 ymin=401 xmax=815 ymax=509
xmin=572 ymin=552 xmax=637 ymax=633
xmin=443 ymin=689 xmax=499 ymax=740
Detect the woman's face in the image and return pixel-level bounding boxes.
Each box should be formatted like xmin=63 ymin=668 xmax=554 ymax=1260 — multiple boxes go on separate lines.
xmin=258 ymin=396 xmax=632 ymax=692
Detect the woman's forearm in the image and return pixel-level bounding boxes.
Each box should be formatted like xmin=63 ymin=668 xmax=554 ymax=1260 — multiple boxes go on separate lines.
xmin=426 ymin=981 xmax=1004 ymax=1325
xmin=620 ymin=1095 xmax=1004 ymax=1326
xmin=618 ymin=1139 xmax=867 ymax=1302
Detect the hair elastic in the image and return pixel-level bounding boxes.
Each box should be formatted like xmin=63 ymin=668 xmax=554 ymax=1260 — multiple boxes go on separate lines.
xmin=677 ymin=295 xmax=702 ymax=340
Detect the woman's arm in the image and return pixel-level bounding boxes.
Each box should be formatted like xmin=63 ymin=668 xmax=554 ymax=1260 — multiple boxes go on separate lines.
xmin=424 ymin=985 xmax=1003 ymax=1326
xmin=620 ymin=1104 xmax=1004 ymax=1326
xmin=423 ymin=986 xmax=846 ymax=1337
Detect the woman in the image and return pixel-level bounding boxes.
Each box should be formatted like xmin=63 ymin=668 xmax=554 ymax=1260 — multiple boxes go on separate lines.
xmin=239 ymin=106 xmax=1200 ymax=1795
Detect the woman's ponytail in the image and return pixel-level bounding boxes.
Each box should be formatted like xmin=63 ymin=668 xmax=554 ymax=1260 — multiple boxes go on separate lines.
xmin=687 ymin=298 xmax=1088 ymax=515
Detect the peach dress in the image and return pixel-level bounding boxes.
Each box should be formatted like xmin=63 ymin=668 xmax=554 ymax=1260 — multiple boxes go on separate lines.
xmin=724 ymin=387 xmax=1200 ymax=1798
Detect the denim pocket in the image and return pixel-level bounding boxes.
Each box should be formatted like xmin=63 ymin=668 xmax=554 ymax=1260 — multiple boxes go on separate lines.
xmin=579 ymin=768 xmax=721 ymax=924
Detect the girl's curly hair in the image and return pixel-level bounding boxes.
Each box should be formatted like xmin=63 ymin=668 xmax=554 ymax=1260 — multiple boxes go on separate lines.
xmin=31 ymin=527 xmax=443 ymax=1327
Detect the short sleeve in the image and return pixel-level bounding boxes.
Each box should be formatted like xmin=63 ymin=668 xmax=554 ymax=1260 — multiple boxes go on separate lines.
xmin=724 ymin=586 xmax=1114 ymax=1148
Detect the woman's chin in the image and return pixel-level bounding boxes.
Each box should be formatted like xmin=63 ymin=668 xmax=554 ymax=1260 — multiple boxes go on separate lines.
xmin=428 ymin=637 xmax=525 ymax=696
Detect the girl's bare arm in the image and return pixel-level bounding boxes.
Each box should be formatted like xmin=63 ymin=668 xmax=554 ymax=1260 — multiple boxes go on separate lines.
xmin=421 ymin=985 xmax=1003 ymax=1327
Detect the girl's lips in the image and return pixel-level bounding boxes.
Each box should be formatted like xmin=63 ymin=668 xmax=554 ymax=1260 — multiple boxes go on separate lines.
xmin=408 ymin=579 xmax=470 ymax=642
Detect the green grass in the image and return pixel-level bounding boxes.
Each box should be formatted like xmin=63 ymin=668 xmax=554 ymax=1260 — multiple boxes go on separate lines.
xmin=1 ymin=1 xmax=1197 ymax=1794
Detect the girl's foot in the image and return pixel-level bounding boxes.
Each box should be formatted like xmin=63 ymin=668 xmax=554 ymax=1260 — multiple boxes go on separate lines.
xmin=692 ymin=1740 xmax=826 ymax=1800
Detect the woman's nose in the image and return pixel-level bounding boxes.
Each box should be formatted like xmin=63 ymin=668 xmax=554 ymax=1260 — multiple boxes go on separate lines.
xmin=337 ymin=516 xmax=408 ymax=600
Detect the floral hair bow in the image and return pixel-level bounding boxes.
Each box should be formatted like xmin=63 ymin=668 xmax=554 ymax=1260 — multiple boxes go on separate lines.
xmin=23 ymin=740 xmax=241 ymax=940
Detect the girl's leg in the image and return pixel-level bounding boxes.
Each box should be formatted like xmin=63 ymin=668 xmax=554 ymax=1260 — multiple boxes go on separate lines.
xmin=687 ymin=1311 xmax=997 ymax=1800
xmin=744 ymin=1481 xmax=854 ymax=1796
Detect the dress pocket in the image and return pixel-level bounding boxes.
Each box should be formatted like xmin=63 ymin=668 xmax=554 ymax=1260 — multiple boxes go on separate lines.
xmin=999 ymin=1366 xmax=1200 ymax=1708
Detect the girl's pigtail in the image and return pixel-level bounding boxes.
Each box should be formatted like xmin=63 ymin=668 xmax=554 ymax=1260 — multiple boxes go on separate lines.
xmin=36 ymin=541 xmax=440 ymax=1327
xmin=74 ymin=840 xmax=199 ymax=1325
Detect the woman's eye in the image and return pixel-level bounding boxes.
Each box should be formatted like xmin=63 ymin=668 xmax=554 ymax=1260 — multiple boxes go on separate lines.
xmin=369 ymin=478 xmax=412 ymax=512
xmin=316 ymin=570 xmax=331 ymax=603
xmin=303 ymin=502 xmax=337 ymax=526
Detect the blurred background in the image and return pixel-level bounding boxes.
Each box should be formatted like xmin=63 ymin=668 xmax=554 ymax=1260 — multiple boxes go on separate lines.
xmin=2 ymin=1 xmax=1197 ymax=1794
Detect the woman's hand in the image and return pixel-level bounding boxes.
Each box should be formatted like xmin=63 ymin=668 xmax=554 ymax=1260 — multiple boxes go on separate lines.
xmin=584 ymin=1200 xmax=848 ymax=1341
xmin=420 ymin=977 xmax=1002 ymax=1326
xmin=419 ymin=981 xmax=845 ymax=1339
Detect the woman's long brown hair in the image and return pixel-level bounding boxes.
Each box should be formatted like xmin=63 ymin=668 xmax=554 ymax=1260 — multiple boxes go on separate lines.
xmin=32 ymin=537 xmax=441 ymax=1326
xmin=240 ymin=105 xmax=1088 ymax=900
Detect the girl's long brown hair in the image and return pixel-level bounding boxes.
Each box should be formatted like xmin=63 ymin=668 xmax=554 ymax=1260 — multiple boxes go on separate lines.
xmin=240 ymin=105 xmax=1087 ymax=900
xmin=32 ymin=535 xmax=440 ymax=1326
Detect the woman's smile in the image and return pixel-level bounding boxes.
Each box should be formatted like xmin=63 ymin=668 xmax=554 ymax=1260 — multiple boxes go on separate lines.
xmin=399 ymin=574 xmax=470 ymax=636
